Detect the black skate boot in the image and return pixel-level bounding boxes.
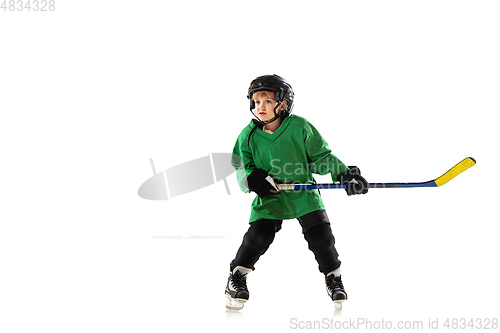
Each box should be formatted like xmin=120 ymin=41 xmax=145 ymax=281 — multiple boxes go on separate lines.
xmin=325 ymin=273 xmax=347 ymax=310
xmin=225 ymin=266 xmax=252 ymax=310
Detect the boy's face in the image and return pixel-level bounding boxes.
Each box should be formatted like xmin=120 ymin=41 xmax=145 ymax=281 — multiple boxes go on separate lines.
xmin=252 ymin=91 xmax=282 ymax=123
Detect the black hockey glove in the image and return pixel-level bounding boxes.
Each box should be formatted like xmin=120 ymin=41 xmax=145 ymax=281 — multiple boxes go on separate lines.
xmin=245 ymin=169 xmax=280 ymax=198
xmin=337 ymin=166 xmax=369 ymax=196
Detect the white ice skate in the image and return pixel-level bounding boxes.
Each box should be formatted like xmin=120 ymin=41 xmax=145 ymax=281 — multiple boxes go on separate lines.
xmin=225 ymin=266 xmax=252 ymax=310
xmin=326 ymin=272 xmax=348 ymax=310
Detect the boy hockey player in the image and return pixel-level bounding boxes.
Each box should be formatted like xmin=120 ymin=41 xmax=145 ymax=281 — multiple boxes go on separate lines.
xmin=225 ymin=75 xmax=369 ymax=310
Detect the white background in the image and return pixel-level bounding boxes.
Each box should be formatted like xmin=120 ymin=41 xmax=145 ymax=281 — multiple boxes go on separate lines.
xmin=1 ymin=1 xmax=499 ymax=332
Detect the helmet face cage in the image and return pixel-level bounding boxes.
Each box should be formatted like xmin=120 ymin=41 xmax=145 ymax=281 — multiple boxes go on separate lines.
xmin=247 ymin=75 xmax=294 ymax=121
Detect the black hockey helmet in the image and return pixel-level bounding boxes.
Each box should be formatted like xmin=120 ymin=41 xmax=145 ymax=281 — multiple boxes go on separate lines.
xmin=247 ymin=74 xmax=294 ymax=121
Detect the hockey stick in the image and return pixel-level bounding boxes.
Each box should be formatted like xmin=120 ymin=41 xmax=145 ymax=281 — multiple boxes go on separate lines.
xmin=276 ymin=157 xmax=476 ymax=190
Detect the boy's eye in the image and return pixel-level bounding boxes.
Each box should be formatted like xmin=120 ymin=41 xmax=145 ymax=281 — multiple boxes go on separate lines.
xmin=254 ymin=100 xmax=274 ymax=105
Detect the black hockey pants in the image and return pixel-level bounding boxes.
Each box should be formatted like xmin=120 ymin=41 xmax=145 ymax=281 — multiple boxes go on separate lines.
xmin=230 ymin=210 xmax=341 ymax=275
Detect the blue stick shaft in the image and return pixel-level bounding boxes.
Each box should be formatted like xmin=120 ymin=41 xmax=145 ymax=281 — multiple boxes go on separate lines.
xmin=283 ymin=181 xmax=437 ymax=190
xmin=280 ymin=158 xmax=475 ymax=191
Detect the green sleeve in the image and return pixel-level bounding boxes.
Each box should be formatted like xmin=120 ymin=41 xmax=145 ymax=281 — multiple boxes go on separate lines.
xmin=231 ymin=130 xmax=256 ymax=193
xmin=304 ymin=121 xmax=349 ymax=182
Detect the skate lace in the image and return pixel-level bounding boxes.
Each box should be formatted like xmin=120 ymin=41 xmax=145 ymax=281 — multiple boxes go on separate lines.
xmin=326 ymin=275 xmax=344 ymax=292
xmin=231 ymin=271 xmax=248 ymax=292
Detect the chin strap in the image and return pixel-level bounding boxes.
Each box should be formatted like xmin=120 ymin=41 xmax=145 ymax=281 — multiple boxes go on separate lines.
xmin=247 ymin=101 xmax=291 ymax=147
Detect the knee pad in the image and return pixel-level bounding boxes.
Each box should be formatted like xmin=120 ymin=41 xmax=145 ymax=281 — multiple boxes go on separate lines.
xmin=244 ymin=219 xmax=277 ymax=251
xmin=303 ymin=223 xmax=341 ymax=274
xmin=303 ymin=224 xmax=336 ymax=254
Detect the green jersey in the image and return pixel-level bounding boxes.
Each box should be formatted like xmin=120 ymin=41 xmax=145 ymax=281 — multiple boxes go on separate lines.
xmin=232 ymin=114 xmax=349 ymax=223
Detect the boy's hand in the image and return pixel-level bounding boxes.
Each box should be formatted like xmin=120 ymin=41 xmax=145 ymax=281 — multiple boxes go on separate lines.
xmin=245 ymin=169 xmax=280 ymax=198
xmin=337 ymin=166 xmax=369 ymax=196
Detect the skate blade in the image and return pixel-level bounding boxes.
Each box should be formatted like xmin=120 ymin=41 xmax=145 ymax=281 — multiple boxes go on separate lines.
xmin=225 ymin=294 xmax=247 ymax=310
xmin=334 ymin=300 xmax=345 ymax=311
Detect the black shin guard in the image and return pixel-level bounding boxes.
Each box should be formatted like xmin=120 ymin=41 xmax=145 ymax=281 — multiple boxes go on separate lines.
xmin=230 ymin=219 xmax=279 ymax=271
xmin=303 ymin=223 xmax=341 ymax=274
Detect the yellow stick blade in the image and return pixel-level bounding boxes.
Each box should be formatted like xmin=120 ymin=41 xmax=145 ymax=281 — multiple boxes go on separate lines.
xmin=434 ymin=157 xmax=476 ymax=187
